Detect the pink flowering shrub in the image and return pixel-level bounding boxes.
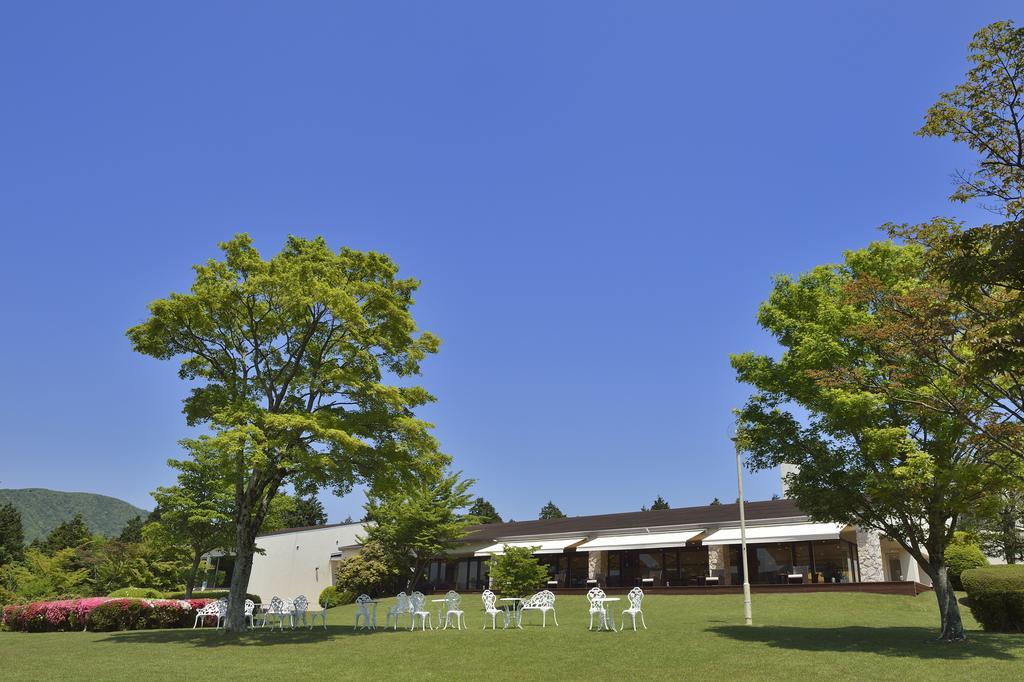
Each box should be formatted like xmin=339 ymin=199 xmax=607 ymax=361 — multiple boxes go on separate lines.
xmin=2 ymin=598 xmax=211 ymax=632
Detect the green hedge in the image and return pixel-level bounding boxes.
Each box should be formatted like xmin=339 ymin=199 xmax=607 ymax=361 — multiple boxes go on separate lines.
xmin=108 ymin=587 xmax=164 ymax=599
xmin=164 ymin=589 xmax=262 ymax=604
xmin=962 ymin=565 xmax=1024 ymax=632
xmin=944 ymin=543 xmax=988 ymax=590
xmin=318 ymin=586 xmax=354 ymax=609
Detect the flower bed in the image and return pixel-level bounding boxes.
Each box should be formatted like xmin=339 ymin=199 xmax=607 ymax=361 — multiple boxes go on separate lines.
xmin=2 ymin=598 xmax=211 ymax=633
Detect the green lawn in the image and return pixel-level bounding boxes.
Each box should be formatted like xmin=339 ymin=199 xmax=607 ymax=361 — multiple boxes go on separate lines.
xmin=3 ymin=592 xmax=1022 ymax=680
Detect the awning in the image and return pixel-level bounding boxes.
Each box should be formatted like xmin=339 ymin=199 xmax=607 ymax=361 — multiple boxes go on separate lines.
xmin=474 ymin=538 xmax=586 ymax=556
xmin=701 ymin=522 xmax=847 ymax=545
xmin=575 ymin=530 xmax=705 ymax=552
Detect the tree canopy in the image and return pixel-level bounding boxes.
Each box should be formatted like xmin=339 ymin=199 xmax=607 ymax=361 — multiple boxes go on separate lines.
xmin=467 ymin=497 xmax=502 ymax=524
xmin=128 ymin=234 xmax=446 ymax=629
xmin=361 ymin=471 xmax=475 ymax=591
xmin=732 ymin=241 xmax=1017 ymax=641
xmin=642 ymin=496 xmax=670 ymax=512
xmin=538 ymin=501 xmax=565 ymax=520
xmin=0 ymin=503 xmax=24 ymax=566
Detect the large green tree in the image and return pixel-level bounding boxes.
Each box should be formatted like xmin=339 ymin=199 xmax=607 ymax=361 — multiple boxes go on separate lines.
xmin=361 ymin=470 xmax=476 ymax=591
xmin=732 ymin=241 xmax=1016 ymax=641
xmin=129 ymin=235 xmax=445 ymax=629
xmin=0 ymin=503 xmax=24 ymax=566
xmin=147 ymin=442 xmax=235 ymax=597
xmin=32 ymin=514 xmax=93 ymax=555
xmin=277 ymin=495 xmax=328 ymax=529
xmin=642 ymin=495 xmax=670 ymax=512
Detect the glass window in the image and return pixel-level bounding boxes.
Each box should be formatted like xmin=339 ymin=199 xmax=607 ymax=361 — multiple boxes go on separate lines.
xmin=638 ymin=551 xmax=663 ymax=583
xmin=679 ymin=547 xmax=708 ymax=584
xmin=568 ymin=554 xmax=588 ymax=587
xmin=663 ymin=550 xmax=679 ymax=585
xmin=812 ymin=540 xmax=854 ymax=583
xmin=607 ymin=552 xmax=621 ymax=587
xmin=753 ymin=544 xmax=793 ymax=584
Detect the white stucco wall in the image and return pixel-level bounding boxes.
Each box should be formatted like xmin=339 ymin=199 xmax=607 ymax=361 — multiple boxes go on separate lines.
xmin=247 ymin=523 xmax=367 ymax=602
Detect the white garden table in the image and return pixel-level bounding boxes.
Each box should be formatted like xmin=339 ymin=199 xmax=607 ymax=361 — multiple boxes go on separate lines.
xmin=498 ymin=597 xmax=524 ymax=629
xmin=431 ymin=598 xmax=448 ymax=626
xmin=594 ymin=597 xmax=619 ymax=632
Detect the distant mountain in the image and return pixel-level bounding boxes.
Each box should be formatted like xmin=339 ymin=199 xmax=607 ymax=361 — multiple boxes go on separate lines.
xmin=0 ymin=488 xmax=150 ymax=542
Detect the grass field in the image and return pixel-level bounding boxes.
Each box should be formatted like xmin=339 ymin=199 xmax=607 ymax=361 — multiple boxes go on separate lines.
xmin=3 ymin=592 xmax=1022 ymax=680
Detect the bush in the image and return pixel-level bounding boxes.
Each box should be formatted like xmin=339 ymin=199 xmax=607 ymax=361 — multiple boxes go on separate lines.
xmin=944 ymin=541 xmax=988 ymax=590
xmin=962 ymin=565 xmax=1024 ymax=632
xmin=487 ymin=545 xmax=549 ymax=597
xmin=1 ymin=597 xmax=211 ymax=633
xmin=164 ymin=589 xmax=261 ymax=604
xmin=332 ymin=542 xmax=400 ymax=597
xmin=108 ymin=587 xmax=164 ymax=599
xmin=318 ymin=586 xmax=354 ymax=609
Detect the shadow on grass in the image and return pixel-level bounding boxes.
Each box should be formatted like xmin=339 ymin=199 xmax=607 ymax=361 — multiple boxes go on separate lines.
xmin=710 ymin=625 xmax=1019 ymax=661
xmin=97 ymin=625 xmax=386 ymax=648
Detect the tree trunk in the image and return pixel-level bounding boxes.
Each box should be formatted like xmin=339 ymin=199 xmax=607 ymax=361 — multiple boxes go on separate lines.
xmin=223 ymin=519 xmax=259 ymax=632
xmin=185 ymin=548 xmax=203 ymax=598
xmin=931 ymin=564 xmax=967 ymax=642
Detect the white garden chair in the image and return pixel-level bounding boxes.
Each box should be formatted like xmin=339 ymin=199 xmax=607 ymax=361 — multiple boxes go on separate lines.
xmin=291 ymin=595 xmax=310 ymax=628
xmin=520 ymin=590 xmax=557 ymax=627
xmin=620 ymin=587 xmax=647 ymax=631
xmin=259 ymin=596 xmax=291 ymax=630
xmin=192 ymin=600 xmax=225 ymax=629
xmin=481 ymin=590 xmax=504 ymax=630
xmin=409 ymin=591 xmax=433 ymax=631
xmin=587 ymin=587 xmax=609 ymax=630
xmin=442 ymin=590 xmax=466 ymax=630
xmin=354 ymin=594 xmax=376 ymax=630
xmin=308 ymin=603 xmax=328 ymax=629
xmin=385 ymin=592 xmax=411 ymax=630
xmin=243 ymin=599 xmax=255 ymax=629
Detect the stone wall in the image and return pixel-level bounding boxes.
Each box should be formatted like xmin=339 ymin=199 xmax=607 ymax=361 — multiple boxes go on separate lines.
xmin=707 ymin=545 xmax=730 ymax=585
xmin=856 ymin=528 xmax=885 ymax=582
xmin=588 ymin=550 xmax=607 ymax=582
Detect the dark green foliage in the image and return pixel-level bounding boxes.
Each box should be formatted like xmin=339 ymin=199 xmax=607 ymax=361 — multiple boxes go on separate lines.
xmin=318 ymin=585 xmax=352 ymax=608
xmin=709 ymin=498 xmax=722 ymax=506
xmin=538 ymin=501 xmax=565 ymax=520
xmin=0 ymin=488 xmax=148 ymax=542
xmin=279 ymin=496 xmax=328 ymax=528
xmin=488 ymin=545 xmax=549 ymax=597
xmin=107 ymin=587 xmax=164 ymax=598
xmin=32 ymin=514 xmax=92 ymax=554
xmin=962 ymin=565 xmax=1024 ymax=632
xmin=642 ymin=496 xmax=670 ymax=512
xmin=467 ymin=497 xmax=502 ymax=524
xmin=332 ymin=541 xmax=400 ymax=597
xmin=944 ymin=541 xmax=989 ymax=590
xmin=0 ymin=502 xmax=25 ymax=565
xmin=117 ymin=516 xmax=145 ymax=544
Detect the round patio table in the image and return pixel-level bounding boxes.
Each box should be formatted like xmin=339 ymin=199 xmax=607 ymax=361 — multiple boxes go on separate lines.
xmin=431 ymin=598 xmax=448 ymax=627
xmin=498 ymin=597 xmax=524 ymax=629
xmin=593 ymin=597 xmax=620 ymax=632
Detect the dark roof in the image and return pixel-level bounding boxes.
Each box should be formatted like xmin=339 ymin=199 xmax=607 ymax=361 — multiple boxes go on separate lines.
xmin=461 ymin=499 xmax=804 ymax=543
xmin=257 ymin=521 xmax=362 ymax=538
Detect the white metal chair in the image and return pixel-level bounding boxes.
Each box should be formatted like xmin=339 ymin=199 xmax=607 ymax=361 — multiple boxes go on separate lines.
xmin=520 ymin=590 xmax=557 ymax=627
xmin=243 ymin=599 xmax=255 ymax=629
xmin=409 ymin=591 xmax=433 ymax=631
xmin=385 ymin=592 xmax=411 ymax=630
xmin=354 ymin=594 xmax=376 ymax=630
xmin=259 ymin=596 xmax=291 ymax=630
xmin=291 ymin=595 xmax=310 ymax=628
xmin=442 ymin=590 xmax=466 ymax=630
xmin=620 ymin=587 xmax=647 ymax=631
xmin=308 ymin=604 xmax=328 ymax=629
xmin=587 ymin=587 xmax=609 ymax=630
xmin=481 ymin=590 xmax=504 ymax=630
xmin=192 ymin=599 xmax=225 ymax=629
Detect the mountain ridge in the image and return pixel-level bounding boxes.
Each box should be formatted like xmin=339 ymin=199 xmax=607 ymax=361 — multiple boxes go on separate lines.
xmin=0 ymin=487 xmax=150 ymax=542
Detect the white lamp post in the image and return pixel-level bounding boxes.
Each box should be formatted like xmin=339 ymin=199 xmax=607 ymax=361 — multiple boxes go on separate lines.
xmin=731 ymin=424 xmax=753 ymax=625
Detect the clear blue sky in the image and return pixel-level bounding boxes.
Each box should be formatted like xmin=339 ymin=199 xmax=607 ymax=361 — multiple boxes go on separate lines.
xmin=0 ymin=2 xmax=1016 ymax=523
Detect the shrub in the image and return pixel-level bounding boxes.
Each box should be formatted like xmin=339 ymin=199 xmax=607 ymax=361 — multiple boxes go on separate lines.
xmin=962 ymin=565 xmax=1024 ymax=632
xmin=487 ymin=545 xmax=549 ymax=597
xmin=318 ymin=586 xmax=353 ymax=609
xmin=944 ymin=541 xmax=988 ymax=590
xmin=108 ymin=587 xmax=164 ymax=599
xmin=2 ymin=597 xmax=211 ymax=632
xmin=333 ymin=542 xmax=400 ymax=597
